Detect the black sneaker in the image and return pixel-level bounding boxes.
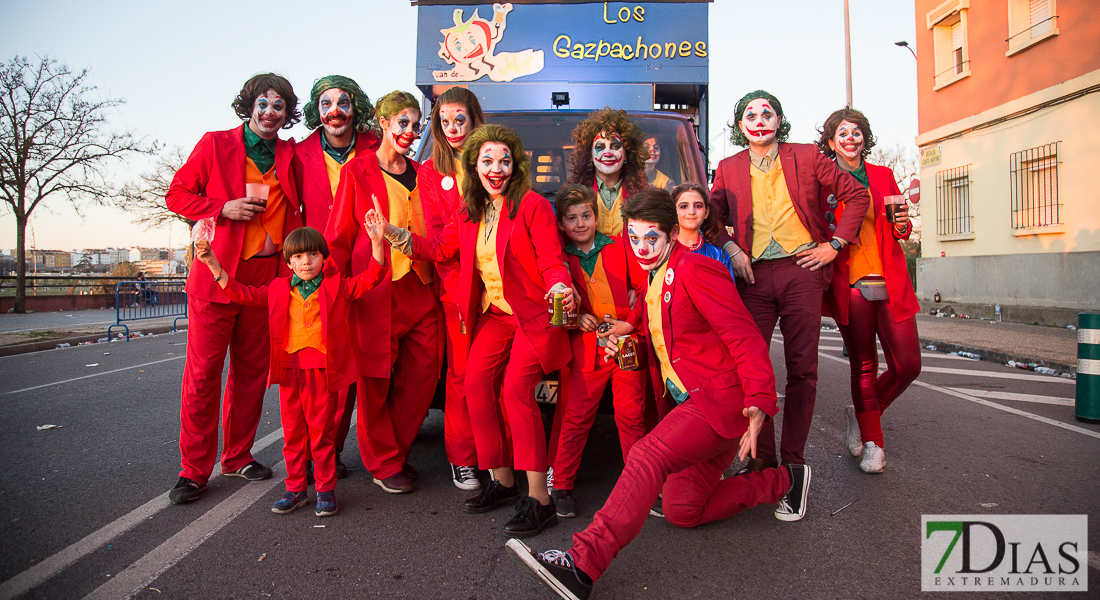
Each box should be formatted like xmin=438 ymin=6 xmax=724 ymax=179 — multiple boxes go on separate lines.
xmin=551 ymin=488 xmax=577 ymax=518
xmin=504 ymin=496 xmax=559 ymax=538
xmin=506 ymin=539 xmax=593 ymax=600
xmin=169 ymin=476 xmax=206 ymax=505
xmin=775 ymin=463 xmax=811 ymax=522
xmin=225 ymin=461 xmax=272 ymax=481
xmin=463 ymin=479 xmax=520 ymax=514
xmin=451 ymin=463 xmax=481 ymax=491
xmin=335 ymin=455 xmax=348 ymax=480
xmin=649 ymin=494 xmax=664 ymax=518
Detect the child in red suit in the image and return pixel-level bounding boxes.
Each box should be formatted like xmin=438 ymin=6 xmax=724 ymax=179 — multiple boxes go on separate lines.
xmin=550 ymin=184 xmax=648 ymax=519
xmin=194 ymin=225 xmax=389 ymax=516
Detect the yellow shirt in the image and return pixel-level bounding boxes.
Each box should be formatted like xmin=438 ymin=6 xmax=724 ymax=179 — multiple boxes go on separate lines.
xmin=323 ymin=148 xmax=355 ymax=199
xmin=583 ymin=254 xmax=619 ymax=320
xmin=597 ymin=186 xmax=624 ymax=237
xmin=477 ymin=199 xmax=513 ymax=314
xmin=749 ymin=157 xmax=815 ymax=260
xmin=848 ymin=193 xmax=884 ymax=284
xmin=284 ymin=287 xmax=326 ymax=355
xmin=242 ymin=158 xmax=287 ymax=259
xmin=645 ymin=262 xmax=685 ymax=396
xmin=650 ymin=169 xmax=670 ymax=190
xmin=383 ymin=172 xmax=433 ymax=284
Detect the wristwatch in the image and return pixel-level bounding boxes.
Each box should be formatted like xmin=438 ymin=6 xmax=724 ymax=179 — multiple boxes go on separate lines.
xmin=829 ymin=238 xmax=843 ymax=252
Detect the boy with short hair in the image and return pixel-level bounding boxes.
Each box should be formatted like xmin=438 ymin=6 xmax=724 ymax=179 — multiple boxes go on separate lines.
xmin=550 ymin=184 xmax=648 ymax=519
xmin=194 ymin=225 xmax=389 ymax=516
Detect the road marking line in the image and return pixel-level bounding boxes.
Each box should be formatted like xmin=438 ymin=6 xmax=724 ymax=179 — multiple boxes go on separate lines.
xmin=81 ymin=462 xmax=285 ymax=600
xmin=920 ymin=365 xmax=1074 ymax=384
xmin=945 ymin=388 xmax=1074 ymax=407
xmin=5 ymin=357 xmax=186 ymax=394
xmin=814 ymin=351 xmax=1100 ymax=440
xmin=0 ymin=428 xmax=283 ymax=600
xmin=817 ymin=346 xmax=967 ymax=360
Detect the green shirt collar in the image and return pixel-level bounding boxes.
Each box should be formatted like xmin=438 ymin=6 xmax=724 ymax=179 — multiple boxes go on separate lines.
xmin=243 ymin=124 xmax=277 ymax=174
xmin=564 ymin=231 xmax=614 ymax=276
xmin=596 ymin=177 xmax=621 ymax=210
xmin=321 ymin=132 xmax=355 ymax=164
xmin=837 ymin=159 xmax=870 ymax=189
xmin=290 ymin=272 xmax=323 ymax=300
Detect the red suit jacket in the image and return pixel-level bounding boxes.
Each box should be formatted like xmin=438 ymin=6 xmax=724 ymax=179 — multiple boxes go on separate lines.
xmin=418 ymin=158 xmax=463 ymax=305
xmin=710 ymin=143 xmax=871 ymax=277
xmin=220 ymin=256 xmax=390 ymax=392
xmin=409 ymin=190 xmax=572 ymax=373
xmin=325 ymin=152 xmax=443 ymax=379
xmin=292 ymin=129 xmax=379 ymax=232
xmin=822 ymin=162 xmax=920 ymax=325
xmin=167 ymin=124 xmax=302 ymax=303
xmin=640 ymin=243 xmax=779 ymax=440
xmin=564 ymin=235 xmax=647 ymax=372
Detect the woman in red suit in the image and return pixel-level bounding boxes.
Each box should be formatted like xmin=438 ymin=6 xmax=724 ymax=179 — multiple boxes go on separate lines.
xmin=369 ymin=124 xmax=576 ymax=538
xmin=418 ymin=87 xmax=486 ymax=491
xmin=816 ymin=108 xmax=921 ymax=474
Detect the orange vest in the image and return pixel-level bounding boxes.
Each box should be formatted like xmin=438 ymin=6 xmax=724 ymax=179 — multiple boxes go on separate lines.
xmin=749 ymin=158 xmax=814 ymax=258
xmin=242 ymin=158 xmax=287 ymax=259
xmin=284 ymin=287 xmax=326 ymax=355
xmin=583 ymin=255 xmax=620 ymax=321
xmin=383 ymin=172 xmax=433 ymax=284
xmin=847 ymin=194 xmax=884 ymax=283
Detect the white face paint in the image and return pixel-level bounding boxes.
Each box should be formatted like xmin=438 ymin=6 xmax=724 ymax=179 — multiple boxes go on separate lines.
xmin=380 ymin=108 xmax=422 ymax=153
xmin=250 ymin=89 xmax=287 ymax=137
xmin=438 ymin=103 xmax=472 ymax=150
xmin=319 ymin=88 xmax=353 ymax=138
xmin=829 ymin=119 xmax=864 ymax=162
xmin=643 ymin=137 xmax=660 ymax=167
xmin=627 ymin=220 xmax=674 ymax=271
xmin=738 ymin=98 xmax=780 ymax=146
xmin=476 ymin=141 xmax=513 ymax=197
xmin=592 ymin=132 xmax=625 ymax=176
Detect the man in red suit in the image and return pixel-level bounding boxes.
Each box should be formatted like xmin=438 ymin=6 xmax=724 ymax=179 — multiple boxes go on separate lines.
xmin=292 ymin=75 xmax=379 ymax=478
xmin=166 ymin=73 xmax=303 ymax=504
xmin=709 ymin=90 xmax=870 ymax=472
xmin=506 ymin=189 xmax=811 ymax=600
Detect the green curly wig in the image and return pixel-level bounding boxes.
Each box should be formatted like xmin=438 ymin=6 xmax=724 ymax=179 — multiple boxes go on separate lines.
xmin=302 ymin=75 xmax=373 ymax=131
xmin=728 ymin=90 xmax=792 ymax=147
xmin=568 ymin=107 xmax=649 ymax=198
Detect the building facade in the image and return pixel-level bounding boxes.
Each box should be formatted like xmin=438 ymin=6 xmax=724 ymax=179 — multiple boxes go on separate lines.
xmin=914 ymin=0 xmax=1100 ymax=322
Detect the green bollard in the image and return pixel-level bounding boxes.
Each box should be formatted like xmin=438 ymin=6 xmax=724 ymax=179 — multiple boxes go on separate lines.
xmin=1077 ymin=312 xmax=1100 ymax=423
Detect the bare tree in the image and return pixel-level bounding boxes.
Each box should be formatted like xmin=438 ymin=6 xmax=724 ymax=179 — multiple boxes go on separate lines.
xmin=0 ymin=55 xmax=157 ymax=312
xmin=871 ymin=142 xmax=922 ymax=241
xmin=116 ymin=146 xmax=193 ymax=230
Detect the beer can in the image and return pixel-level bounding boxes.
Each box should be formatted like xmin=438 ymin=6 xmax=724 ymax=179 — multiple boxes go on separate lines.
xmin=616 ymin=335 xmax=640 ymax=371
xmin=550 ymin=292 xmax=565 ymax=327
xmin=564 ymin=304 xmax=580 ymax=329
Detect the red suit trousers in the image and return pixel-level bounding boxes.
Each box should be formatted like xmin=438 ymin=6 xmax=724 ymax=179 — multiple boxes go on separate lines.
xmin=737 ymin=257 xmax=824 ymax=465
xmin=178 ymin=256 xmax=277 ymax=484
xmin=442 ymin=301 xmax=478 ymax=466
xmin=279 ymin=368 xmax=338 ymax=493
xmin=570 ymin=401 xmax=790 ymax=581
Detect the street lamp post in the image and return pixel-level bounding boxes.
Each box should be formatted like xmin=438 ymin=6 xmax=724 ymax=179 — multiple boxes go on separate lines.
xmin=895 ymin=40 xmax=918 ymax=61
xmin=844 ymin=0 xmax=853 ymax=108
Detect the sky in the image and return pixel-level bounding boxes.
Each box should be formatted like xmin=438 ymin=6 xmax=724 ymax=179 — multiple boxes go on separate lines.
xmin=0 ymin=0 xmax=918 ymax=252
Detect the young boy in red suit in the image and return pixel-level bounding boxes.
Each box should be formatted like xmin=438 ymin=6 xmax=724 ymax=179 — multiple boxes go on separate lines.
xmin=550 ymin=184 xmax=647 ymax=519
xmin=506 ymin=189 xmax=811 ymax=600
xmin=193 ymin=225 xmax=389 ymax=516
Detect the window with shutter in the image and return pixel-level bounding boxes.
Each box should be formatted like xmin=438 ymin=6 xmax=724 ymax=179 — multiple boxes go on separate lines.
xmin=1010 ymin=143 xmax=1060 ymax=230
xmin=1030 ymin=0 xmax=1051 ymax=35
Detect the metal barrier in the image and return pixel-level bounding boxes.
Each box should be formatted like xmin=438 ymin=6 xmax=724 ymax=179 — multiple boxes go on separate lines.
xmin=108 ymin=281 xmax=188 ymax=340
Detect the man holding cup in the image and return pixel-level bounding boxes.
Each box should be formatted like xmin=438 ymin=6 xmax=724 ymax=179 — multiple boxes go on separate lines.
xmin=165 ymin=73 xmax=303 ymax=504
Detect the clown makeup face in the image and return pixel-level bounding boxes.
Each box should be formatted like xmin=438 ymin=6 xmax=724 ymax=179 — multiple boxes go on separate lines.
xmin=477 ymin=141 xmax=513 ymax=198
xmin=675 ymin=191 xmax=708 ymax=234
xmin=250 ymin=89 xmax=287 ymax=139
xmin=829 ymin=119 xmax=864 ymax=166
xmin=739 ymin=98 xmax=780 ymax=147
xmin=627 ymin=221 xmax=675 ymax=271
xmin=592 ymin=132 xmax=625 ymax=177
xmin=380 ymin=108 xmax=422 ymax=153
xmin=558 ymin=203 xmax=597 ymax=247
xmin=319 ymin=88 xmax=354 ymax=139
xmin=643 ymin=137 xmax=660 ymax=170
xmin=439 ymin=103 xmax=472 ymax=150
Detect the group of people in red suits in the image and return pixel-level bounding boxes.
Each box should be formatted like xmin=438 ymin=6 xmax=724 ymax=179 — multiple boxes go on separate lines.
xmin=166 ymin=73 xmax=920 ymax=597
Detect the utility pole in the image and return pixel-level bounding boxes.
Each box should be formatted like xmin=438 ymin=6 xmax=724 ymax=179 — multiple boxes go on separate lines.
xmin=844 ymin=0 xmax=853 ymax=108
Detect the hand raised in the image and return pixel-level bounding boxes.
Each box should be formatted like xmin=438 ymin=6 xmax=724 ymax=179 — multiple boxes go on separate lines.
xmin=363 ymin=194 xmax=394 ymax=237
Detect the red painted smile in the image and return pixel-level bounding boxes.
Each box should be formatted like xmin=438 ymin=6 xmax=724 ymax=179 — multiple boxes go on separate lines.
xmin=749 ymin=129 xmax=774 ymax=137
xmin=464 ymin=45 xmax=484 ymax=60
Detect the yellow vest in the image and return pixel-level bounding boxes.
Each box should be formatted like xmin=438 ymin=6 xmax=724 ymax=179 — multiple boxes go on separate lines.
xmin=749 ymin=157 xmax=814 ymax=259
xmin=284 ymin=287 xmax=326 ymax=355
xmin=583 ymin=254 xmax=619 ymax=321
xmin=383 ymin=172 xmax=433 ymax=284
xmin=651 ymin=169 xmax=670 ymax=189
xmin=645 ymin=262 xmax=685 ymax=395
xmin=477 ymin=199 xmax=513 ymax=314
xmin=597 ymin=186 xmax=624 ymax=237
xmin=322 ymin=148 xmax=355 ymax=199
xmin=242 ymin=158 xmax=287 ymax=259
xmin=848 ymin=192 xmax=884 ymax=284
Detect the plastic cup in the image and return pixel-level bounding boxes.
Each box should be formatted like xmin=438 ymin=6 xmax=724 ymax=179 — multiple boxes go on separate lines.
xmin=246 ymin=183 xmax=270 ymax=205
xmin=884 ymin=195 xmax=907 ymax=223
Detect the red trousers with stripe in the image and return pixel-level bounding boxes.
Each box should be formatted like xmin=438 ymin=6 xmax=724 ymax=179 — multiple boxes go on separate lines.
xmin=442 ymin=301 xmax=478 ymax=466
xmin=178 ymin=256 xmax=277 ymax=484
xmin=279 ymin=367 xmax=338 ymax=493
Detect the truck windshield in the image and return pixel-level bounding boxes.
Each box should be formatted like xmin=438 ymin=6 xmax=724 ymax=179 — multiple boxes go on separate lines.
xmin=416 ymin=111 xmax=705 ymax=200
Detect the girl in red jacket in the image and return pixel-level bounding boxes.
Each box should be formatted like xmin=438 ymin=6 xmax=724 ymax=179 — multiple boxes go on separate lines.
xmin=369 ymin=124 xmax=576 ymax=539
xmin=816 ymin=108 xmax=922 ymax=474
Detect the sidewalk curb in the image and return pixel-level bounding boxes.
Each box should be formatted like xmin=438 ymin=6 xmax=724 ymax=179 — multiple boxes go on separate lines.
xmin=0 ymin=324 xmax=188 ymax=357
xmin=918 ymin=336 xmax=1077 ymax=376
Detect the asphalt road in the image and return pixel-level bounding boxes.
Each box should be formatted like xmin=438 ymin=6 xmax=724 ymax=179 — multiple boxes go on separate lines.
xmin=0 ymin=328 xmax=1097 ymax=599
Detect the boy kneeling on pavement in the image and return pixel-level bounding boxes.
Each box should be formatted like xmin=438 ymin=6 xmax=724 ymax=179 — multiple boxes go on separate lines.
xmin=194 ymin=224 xmax=388 ymax=516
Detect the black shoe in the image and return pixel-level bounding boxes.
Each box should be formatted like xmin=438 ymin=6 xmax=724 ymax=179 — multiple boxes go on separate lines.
xmin=649 ymin=494 xmax=664 ymax=518
xmin=504 ymin=496 xmax=559 ymax=538
xmin=506 ymin=539 xmax=593 ymax=600
xmin=775 ymin=463 xmax=811 ymax=522
xmin=463 ymin=479 xmax=520 ymax=514
xmin=169 ymin=476 xmax=206 ymax=505
xmin=335 ymin=455 xmax=348 ymax=480
xmin=225 ymin=460 xmax=273 ymax=481
xmin=551 ymin=488 xmax=577 ymax=518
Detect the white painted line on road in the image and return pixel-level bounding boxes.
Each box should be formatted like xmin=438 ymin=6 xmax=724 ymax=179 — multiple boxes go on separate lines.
xmin=0 ymin=428 xmax=283 ymax=600
xmin=813 ymin=350 xmax=1100 ymax=441
xmin=5 ymin=357 xmax=186 ymax=394
xmin=945 ymin=388 xmax=1075 ymax=407
xmin=81 ymin=461 xmax=285 ymax=600
xmin=920 ymin=365 xmax=1075 ymax=384
xmin=817 ymin=346 xmax=968 ymax=360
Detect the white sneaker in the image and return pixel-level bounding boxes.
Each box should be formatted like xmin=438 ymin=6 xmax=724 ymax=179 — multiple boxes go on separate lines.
xmin=451 ymin=463 xmax=481 ymax=491
xmin=546 ymin=467 xmax=554 ymax=491
xmin=860 ymin=442 xmax=885 ymax=473
xmin=845 ymin=405 xmax=862 ymax=457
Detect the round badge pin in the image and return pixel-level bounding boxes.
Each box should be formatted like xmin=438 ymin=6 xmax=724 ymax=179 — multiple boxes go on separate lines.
xmin=663 ymin=291 xmax=671 ymax=303
xmin=441 ymin=176 xmax=455 ymax=191
xmin=665 ymin=268 xmax=675 ymax=285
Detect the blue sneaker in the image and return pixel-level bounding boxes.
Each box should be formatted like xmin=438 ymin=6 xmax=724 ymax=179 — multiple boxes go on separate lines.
xmin=271 ymin=490 xmax=308 ymax=514
xmin=315 ymin=491 xmax=338 ymax=517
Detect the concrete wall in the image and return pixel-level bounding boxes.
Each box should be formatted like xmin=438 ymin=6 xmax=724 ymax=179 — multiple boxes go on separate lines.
xmin=0 ymin=294 xmax=114 ymax=312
